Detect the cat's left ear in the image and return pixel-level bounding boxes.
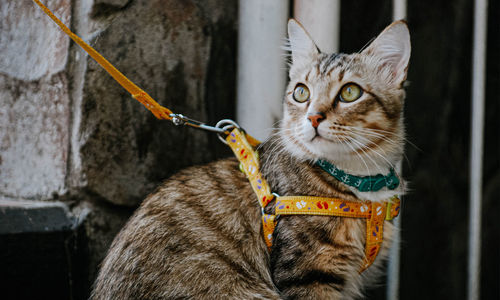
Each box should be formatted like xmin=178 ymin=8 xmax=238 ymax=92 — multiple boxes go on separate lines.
xmin=287 ymin=19 xmax=319 ymax=65
xmin=362 ymin=20 xmax=411 ymax=86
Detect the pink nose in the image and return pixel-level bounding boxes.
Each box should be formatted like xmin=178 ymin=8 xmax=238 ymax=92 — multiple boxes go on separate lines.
xmin=307 ymin=113 xmax=325 ymax=128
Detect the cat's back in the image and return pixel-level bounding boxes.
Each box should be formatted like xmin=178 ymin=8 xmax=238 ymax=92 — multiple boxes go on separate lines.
xmin=92 ymin=158 xmax=279 ymax=300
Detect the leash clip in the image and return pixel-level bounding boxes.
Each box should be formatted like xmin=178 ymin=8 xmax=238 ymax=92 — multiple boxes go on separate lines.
xmin=169 ymin=113 xmax=231 ymax=135
xmin=215 ymin=119 xmax=240 ymax=144
xmin=170 ymin=113 xmax=188 ymax=126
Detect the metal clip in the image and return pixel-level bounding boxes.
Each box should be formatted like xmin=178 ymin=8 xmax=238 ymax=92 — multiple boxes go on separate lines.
xmin=215 ymin=119 xmax=240 ymax=144
xmin=170 ymin=113 xmax=187 ymax=126
xmin=169 ymin=113 xmax=231 ymax=135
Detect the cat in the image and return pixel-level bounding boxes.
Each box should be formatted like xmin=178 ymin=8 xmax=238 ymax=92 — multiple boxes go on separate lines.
xmin=92 ymin=19 xmax=410 ymax=300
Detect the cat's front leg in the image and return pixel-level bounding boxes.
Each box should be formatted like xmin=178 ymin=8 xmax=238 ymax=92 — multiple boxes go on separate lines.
xmin=271 ymin=216 xmax=366 ymax=299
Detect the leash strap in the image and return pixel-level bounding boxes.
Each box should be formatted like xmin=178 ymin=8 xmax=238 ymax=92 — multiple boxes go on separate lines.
xmin=227 ymin=128 xmax=401 ymax=272
xmin=33 ymin=0 xmax=262 ymax=140
xmin=32 ymin=0 xmax=173 ymax=121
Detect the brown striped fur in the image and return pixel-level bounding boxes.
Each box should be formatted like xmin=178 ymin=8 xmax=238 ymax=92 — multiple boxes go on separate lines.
xmin=92 ymin=19 xmax=410 ymax=299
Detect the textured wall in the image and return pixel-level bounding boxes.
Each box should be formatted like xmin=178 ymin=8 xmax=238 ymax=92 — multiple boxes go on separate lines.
xmin=0 ymin=0 xmax=71 ymax=199
xmin=79 ymin=0 xmax=237 ymax=206
xmin=1 ymin=0 xmax=238 ymax=296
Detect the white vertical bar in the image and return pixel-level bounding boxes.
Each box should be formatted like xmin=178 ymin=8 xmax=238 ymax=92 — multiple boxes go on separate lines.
xmin=387 ymin=1 xmax=406 ymax=300
xmin=387 ymin=182 xmax=402 ymax=300
xmin=293 ymin=0 xmax=340 ymax=53
xmin=468 ymin=0 xmax=488 ymax=299
xmin=392 ymin=0 xmax=407 ymax=21
xmin=236 ymin=0 xmax=289 ymax=140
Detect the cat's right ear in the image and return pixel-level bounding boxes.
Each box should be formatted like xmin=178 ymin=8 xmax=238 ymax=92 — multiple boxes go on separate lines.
xmin=287 ymin=19 xmax=319 ymax=65
xmin=361 ymin=20 xmax=411 ymax=86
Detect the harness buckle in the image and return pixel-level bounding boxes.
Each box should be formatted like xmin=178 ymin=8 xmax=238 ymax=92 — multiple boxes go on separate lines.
xmin=385 ymin=201 xmax=394 ymax=220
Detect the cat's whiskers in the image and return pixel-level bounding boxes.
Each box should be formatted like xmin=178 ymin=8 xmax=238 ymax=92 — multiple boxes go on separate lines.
xmin=317 ymin=127 xmax=382 ymax=175
xmin=259 ymin=125 xmax=293 ymax=155
xmin=346 ymin=125 xmax=420 ymax=152
xmin=264 ymin=137 xmax=286 ymax=165
xmin=347 ymin=135 xmax=399 ymax=180
xmin=346 ymin=128 xmax=412 ymax=168
xmin=265 ymin=128 xmax=298 ymax=169
xmin=344 ymin=136 xmax=388 ymax=177
xmin=347 ymin=131 xmax=395 ymax=159
xmin=292 ymin=124 xmax=318 ymax=161
xmin=338 ymin=137 xmax=372 ymax=178
xmin=339 ymin=125 xmax=405 ymax=158
xmin=269 ymin=139 xmax=288 ymax=162
xmin=350 ymin=138 xmax=404 ymax=185
xmin=342 ymin=126 xmax=401 ymax=148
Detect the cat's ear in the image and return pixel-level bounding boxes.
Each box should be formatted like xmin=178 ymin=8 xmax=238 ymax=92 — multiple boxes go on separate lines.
xmin=362 ymin=20 xmax=411 ymax=85
xmin=287 ymin=19 xmax=319 ymax=64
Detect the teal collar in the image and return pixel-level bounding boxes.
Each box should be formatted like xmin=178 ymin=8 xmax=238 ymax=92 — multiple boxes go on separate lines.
xmin=316 ymin=159 xmax=399 ymax=192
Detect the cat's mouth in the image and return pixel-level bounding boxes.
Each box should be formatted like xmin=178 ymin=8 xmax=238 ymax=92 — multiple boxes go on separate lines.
xmin=309 ymin=129 xmax=322 ymax=141
xmin=310 ymin=132 xmax=330 ymax=142
xmin=302 ymin=126 xmax=345 ymax=145
xmin=311 ymin=133 xmax=322 ymax=141
xmin=309 ymin=131 xmax=348 ymax=144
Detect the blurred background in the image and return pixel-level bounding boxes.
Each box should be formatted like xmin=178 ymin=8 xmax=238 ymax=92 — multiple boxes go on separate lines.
xmin=0 ymin=0 xmax=498 ymax=299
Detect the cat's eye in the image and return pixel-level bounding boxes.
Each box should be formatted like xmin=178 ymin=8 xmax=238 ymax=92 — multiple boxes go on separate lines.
xmin=293 ymin=84 xmax=310 ymax=103
xmin=339 ymin=83 xmax=363 ymax=102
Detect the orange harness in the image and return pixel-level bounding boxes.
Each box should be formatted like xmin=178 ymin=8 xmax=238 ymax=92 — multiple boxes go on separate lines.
xmin=226 ymin=128 xmax=400 ymax=272
xmin=33 ymin=0 xmax=400 ymax=273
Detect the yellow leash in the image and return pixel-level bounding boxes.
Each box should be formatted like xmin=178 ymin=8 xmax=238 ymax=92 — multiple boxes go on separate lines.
xmin=33 ymin=0 xmax=263 ymax=144
xmin=32 ymin=0 xmax=171 ymax=121
xmin=33 ymin=0 xmax=400 ymax=273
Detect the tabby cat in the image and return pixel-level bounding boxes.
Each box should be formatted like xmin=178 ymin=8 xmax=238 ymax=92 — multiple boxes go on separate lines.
xmin=92 ymin=19 xmax=410 ymax=299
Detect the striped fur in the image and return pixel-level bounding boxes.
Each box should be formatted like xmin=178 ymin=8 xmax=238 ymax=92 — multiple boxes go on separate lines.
xmin=92 ymin=19 xmax=410 ymax=299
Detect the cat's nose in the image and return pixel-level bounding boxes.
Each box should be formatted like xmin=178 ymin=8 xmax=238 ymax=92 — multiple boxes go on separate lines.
xmin=307 ymin=112 xmax=326 ymax=128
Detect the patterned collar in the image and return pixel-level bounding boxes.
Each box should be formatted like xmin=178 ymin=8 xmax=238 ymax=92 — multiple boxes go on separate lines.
xmin=316 ymin=159 xmax=400 ymax=192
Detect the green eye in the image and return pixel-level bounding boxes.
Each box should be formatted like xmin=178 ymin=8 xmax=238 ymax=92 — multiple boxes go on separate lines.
xmin=293 ymin=84 xmax=310 ymax=103
xmin=339 ymin=83 xmax=363 ymax=102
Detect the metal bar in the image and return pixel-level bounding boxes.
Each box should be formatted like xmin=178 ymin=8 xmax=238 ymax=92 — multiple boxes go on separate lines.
xmin=392 ymin=0 xmax=407 ymax=21
xmin=387 ymin=1 xmax=407 ymax=299
xmin=293 ymin=0 xmax=340 ymax=53
xmin=236 ymin=0 xmax=289 ymax=140
xmin=468 ymin=0 xmax=488 ymax=299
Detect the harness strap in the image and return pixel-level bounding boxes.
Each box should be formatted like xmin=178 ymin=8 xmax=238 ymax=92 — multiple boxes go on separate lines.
xmin=277 ymin=196 xmax=373 ymax=218
xmin=362 ymin=201 xmax=387 ymax=272
xmin=227 ymin=129 xmax=274 ymax=207
xmin=227 ymin=128 xmax=401 ymax=273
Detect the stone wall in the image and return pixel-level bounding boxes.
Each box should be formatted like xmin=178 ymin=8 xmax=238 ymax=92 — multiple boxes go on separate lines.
xmin=0 ymin=0 xmax=71 ymax=199
xmin=0 ymin=0 xmax=238 ymax=298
